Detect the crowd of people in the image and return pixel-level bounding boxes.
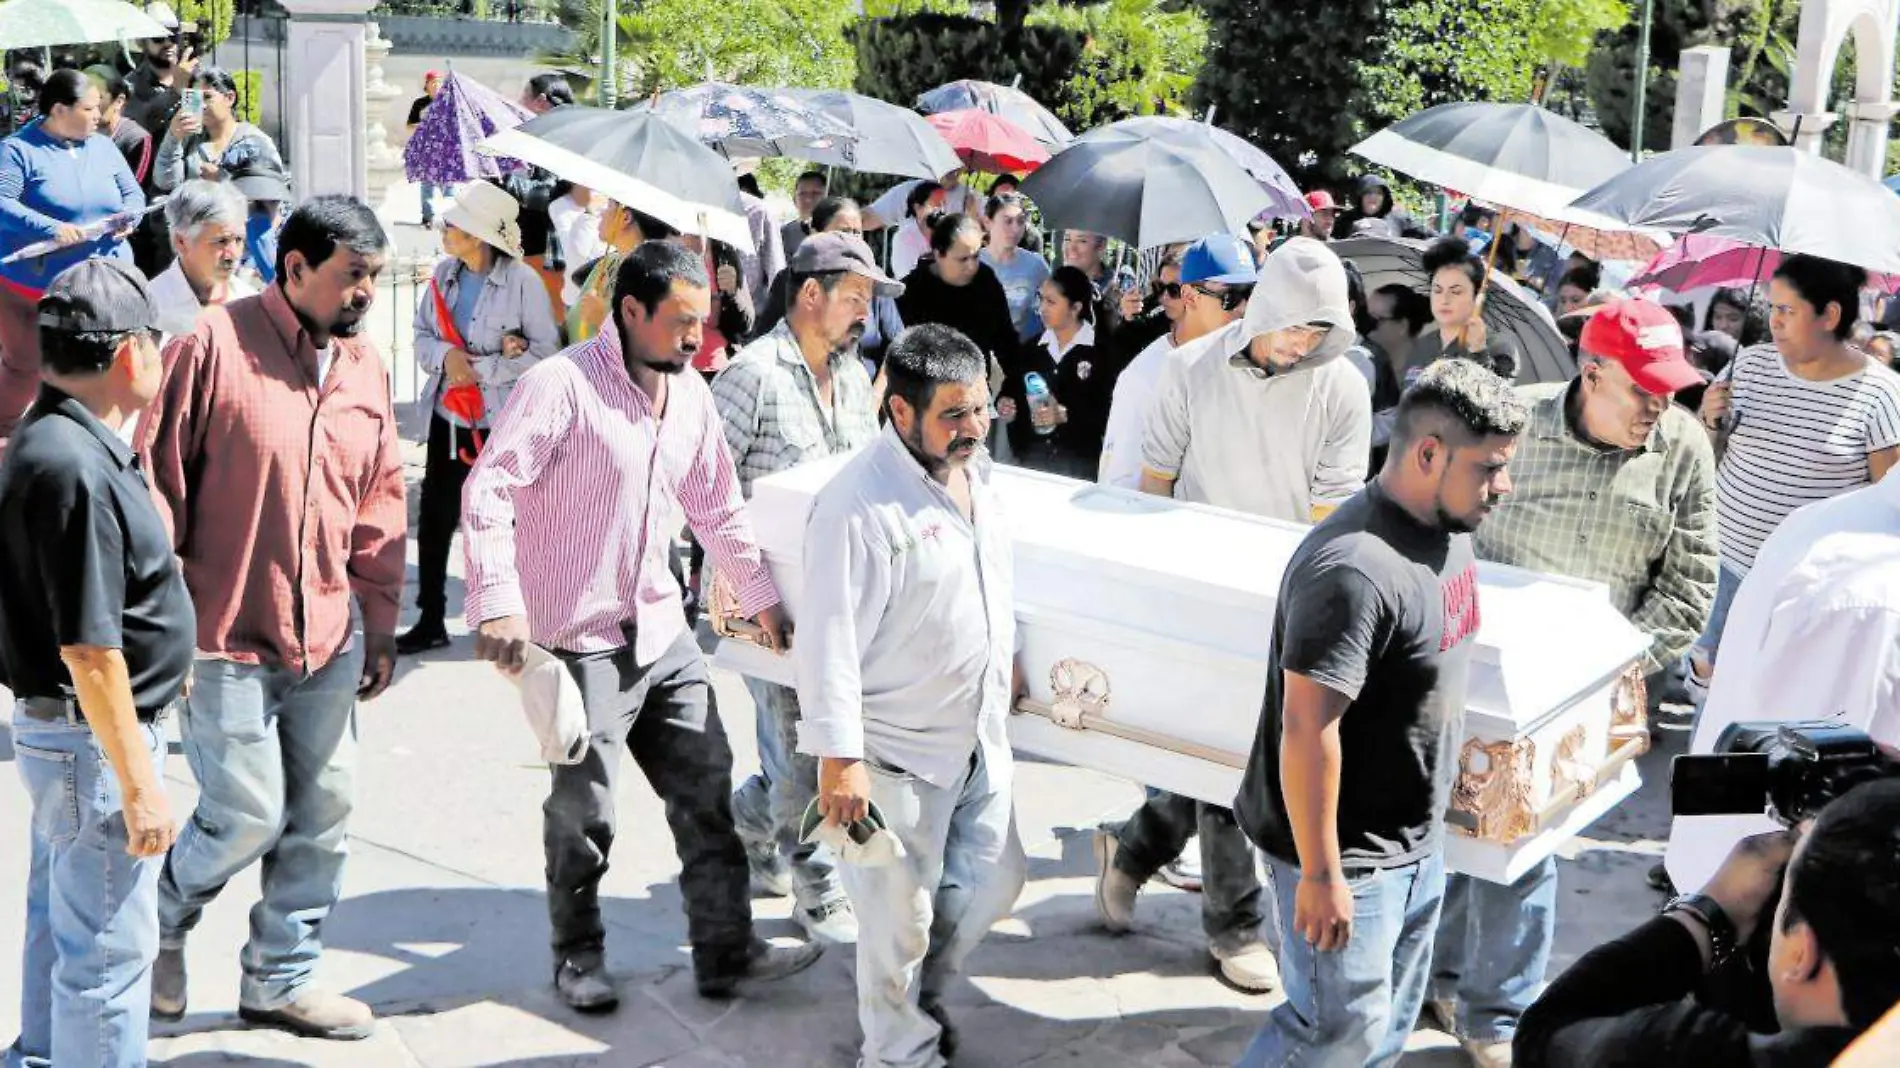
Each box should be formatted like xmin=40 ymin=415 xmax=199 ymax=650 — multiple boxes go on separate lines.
xmin=4 ymin=27 xmax=1900 ymax=1068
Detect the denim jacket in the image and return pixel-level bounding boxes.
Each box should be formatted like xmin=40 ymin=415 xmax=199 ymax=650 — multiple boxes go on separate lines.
xmin=408 ymin=255 xmax=562 ymax=439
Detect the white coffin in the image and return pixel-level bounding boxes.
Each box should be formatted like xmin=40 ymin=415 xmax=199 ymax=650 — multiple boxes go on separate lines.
xmin=715 ymin=455 xmax=1650 ymax=885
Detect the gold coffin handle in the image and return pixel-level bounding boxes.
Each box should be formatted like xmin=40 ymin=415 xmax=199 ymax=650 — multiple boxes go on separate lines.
xmin=1011 ymin=696 xmax=1249 ymax=771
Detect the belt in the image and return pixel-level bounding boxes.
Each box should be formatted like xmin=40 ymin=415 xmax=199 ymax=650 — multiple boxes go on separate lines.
xmin=16 ymin=695 xmax=173 ymax=726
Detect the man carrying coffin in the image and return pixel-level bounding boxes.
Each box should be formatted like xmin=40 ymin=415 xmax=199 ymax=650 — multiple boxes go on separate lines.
xmin=1429 ymin=298 xmax=1717 ymax=1067
xmin=798 ymin=324 xmax=1028 ymax=1068
xmin=1092 ymin=236 xmax=1372 ymax=994
xmin=1236 ymin=359 xmax=1528 ymax=1068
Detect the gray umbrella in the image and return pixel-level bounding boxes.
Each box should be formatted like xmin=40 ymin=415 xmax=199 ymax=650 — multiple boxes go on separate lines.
xmin=1104 ymin=116 xmax=1309 ymax=221
xmin=1018 ymin=119 xmax=1272 ymax=249
xmin=782 ymin=89 xmax=961 ymax=180
xmin=1568 ymin=145 xmax=1900 ymax=276
xmin=1335 ymin=235 xmax=1574 ymax=386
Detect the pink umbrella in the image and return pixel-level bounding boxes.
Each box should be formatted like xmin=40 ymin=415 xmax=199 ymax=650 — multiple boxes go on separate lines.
xmin=923 ymin=109 xmax=1050 ymax=175
xmin=1632 ymin=233 xmax=1900 ymax=293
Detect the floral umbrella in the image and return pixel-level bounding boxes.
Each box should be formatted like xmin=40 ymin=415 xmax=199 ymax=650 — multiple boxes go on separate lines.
xmin=404 ymin=71 xmax=531 ymax=186
xmin=636 ymin=82 xmax=857 ymax=164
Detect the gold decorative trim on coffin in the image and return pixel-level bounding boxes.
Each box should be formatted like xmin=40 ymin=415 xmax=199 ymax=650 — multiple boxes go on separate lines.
xmin=1449 ymin=666 xmax=1651 ymax=845
xmin=1012 ymin=659 xmax=1249 ymax=771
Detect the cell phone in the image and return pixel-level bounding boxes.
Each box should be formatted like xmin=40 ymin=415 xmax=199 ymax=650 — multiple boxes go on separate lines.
xmin=180 ymin=90 xmax=204 ymax=117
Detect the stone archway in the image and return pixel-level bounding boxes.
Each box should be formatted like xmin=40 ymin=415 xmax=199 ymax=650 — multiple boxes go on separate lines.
xmin=1779 ymin=0 xmax=1899 ymax=176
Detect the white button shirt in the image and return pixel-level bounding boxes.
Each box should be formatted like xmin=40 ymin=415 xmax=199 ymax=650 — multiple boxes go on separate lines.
xmin=796 ymin=425 xmax=1016 ymax=790
xmin=1665 ymin=472 xmax=1900 ymax=890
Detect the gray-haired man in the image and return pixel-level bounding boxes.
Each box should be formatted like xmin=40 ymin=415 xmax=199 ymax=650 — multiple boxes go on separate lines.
xmin=147 ymin=178 xmax=254 ymax=341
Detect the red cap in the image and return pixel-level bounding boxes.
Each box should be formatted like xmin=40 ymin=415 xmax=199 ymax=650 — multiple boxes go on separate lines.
xmin=1304 ymin=190 xmax=1337 ymax=213
xmin=1579 ymin=298 xmax=1702 ymax=395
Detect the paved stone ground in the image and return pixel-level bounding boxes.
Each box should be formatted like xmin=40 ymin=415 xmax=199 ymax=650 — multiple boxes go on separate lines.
xmin=0 ymin=291 xmax=1687 ymax=1066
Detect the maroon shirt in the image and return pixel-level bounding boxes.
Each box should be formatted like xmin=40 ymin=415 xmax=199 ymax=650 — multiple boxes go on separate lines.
xmin=139 ymin=284 xmax=407 ymax=674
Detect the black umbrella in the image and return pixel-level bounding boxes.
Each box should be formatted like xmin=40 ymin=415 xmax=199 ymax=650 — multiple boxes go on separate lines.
xmin=1335 ymin=235 xmax=1574 ymax=386
xmin=1018 ymin=119 xmax=1272 ymax=249
xmin=916 ymin=79 xmax=1073 ymax=148
xmin=1351 ymin=101 xmax=1631 ymax=222
xmin=1568 ymin=145 xmax=1900 ymax=276
xmin=478 ymin=106 xmax=751 ymax=251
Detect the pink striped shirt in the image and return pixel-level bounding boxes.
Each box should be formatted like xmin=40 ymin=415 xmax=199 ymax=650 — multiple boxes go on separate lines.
xmin=461 ymin=325 xmax=779 ymax=664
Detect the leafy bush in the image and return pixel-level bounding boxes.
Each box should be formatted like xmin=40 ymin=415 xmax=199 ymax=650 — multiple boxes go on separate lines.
xmin=231 ymin=68 xmax=262 ymax=125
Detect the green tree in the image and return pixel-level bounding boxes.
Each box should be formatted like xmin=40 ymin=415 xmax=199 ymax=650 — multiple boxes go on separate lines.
xmin=1583 ymin=0 xmax=1799 ymax=152
xmin=177 ymin=0 xmax=235 ymax=47
xmin=551 ymin=0 xmax=856 ymax=104
xmin=1026 ymin=0 xmax=1208 ymax=128
xmin=1527 ymin=0 xmax=1629 ymax=102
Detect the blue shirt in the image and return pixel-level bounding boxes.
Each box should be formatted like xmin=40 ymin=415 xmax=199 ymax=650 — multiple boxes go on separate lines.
xmin=246 ymin=207 xmax=280 ymax=285
xmin=434 ymin=264 xmax=491 ymax=427
xmin=0 ymin=124 xmax=142 ymax=293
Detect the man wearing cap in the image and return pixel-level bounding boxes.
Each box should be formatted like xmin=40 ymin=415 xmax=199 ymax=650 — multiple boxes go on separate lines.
xmin=0 ymin=260 xmax=192 ymax=1068
xmin=713 ymin=231 xmax=903 ymax=945
xmin=1300 ymin=191 xmax=1338 ymax=242
xmin=1428 ymin=297 xmax=1717 ymax=1068
xmin=147 ymin=179 xmax=256 ymax=342
xmin=1097 ymin=233 xmax=1254 ymax=489
xmin=1093 ymin=238 xmax=1373 ymax=995
xmin=123 ymin=4 xmax=197 ymax=277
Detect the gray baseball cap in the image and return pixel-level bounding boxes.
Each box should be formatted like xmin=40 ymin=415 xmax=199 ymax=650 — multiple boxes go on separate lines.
xmin=38 ymin=260 xmax=159 ymax=336
xmin=789 ymin=232 xmax=905 ymax=298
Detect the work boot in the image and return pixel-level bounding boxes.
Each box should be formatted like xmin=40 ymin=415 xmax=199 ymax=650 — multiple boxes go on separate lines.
xmin=395 ymin=616 xmax=451 ymax=655
xmin=696 ymin=938 xmax=825 ymax=999
xmin=1093 ymin=826 xmax=1139 ymax=933
xmin=552 ymin=955 xmax=620 ymax=1013
xmin=1209 ymin=931 xmax=1280 ymax=994
xmin=150 ymin=946 xmax=187 ymax=1021
xmin=239 ymin=989 xmax=375 ymax=1040
xmin=795 ymin=895 xmax=859 ymax=945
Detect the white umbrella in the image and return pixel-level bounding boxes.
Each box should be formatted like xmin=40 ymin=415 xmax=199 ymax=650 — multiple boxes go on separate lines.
xmin=0 ymin=0 xmax=168 ymax=49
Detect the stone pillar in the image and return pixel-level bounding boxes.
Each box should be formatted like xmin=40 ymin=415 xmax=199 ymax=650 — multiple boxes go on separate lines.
xmin=1671 ymin=45 xmax=1731 ymax=148
xmin=1844 ymin=99 xmax=1900 ymax=175
xmin=278 ymin=0 xmax=374 ymax=203
xmin=361 ymin=21 xmax=405 ymax=206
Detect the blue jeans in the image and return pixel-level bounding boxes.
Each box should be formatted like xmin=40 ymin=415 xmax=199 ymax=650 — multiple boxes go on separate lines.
xmin=157 ymin=647 xmax=363 ymax=1010
xmin=1241 ymin=850 xmax=1447 ymax=1068
xmin=730 ymin=677 xmax=841 ymax=907
xmin=7 ymin=706 xmax=168 ymax=1068
xmin=1429 ymin=858 xmax=1558 ymax=1041
xmin=1691 ymin=564 xmax=1744 ymax=668
xmin=837 ymin=746 xmax=1026 ymax=1068
xmin=1113 ymin=789 xmax=1265 ymax=945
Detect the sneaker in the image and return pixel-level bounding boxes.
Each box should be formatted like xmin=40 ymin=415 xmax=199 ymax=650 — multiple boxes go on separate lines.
xmin=747 ymin=846 xmax=793 ymax=899
xmin=1156 ymin=846 xmax=1203 ymax=893
xmin=1208 ymin=934 xmax=1280 ymax=994
xmin=238 ymin=990 xmax=375 ymax=1040
xmin=552 ymin=956 xmax=620 ymax=1013
xmin=1092 ymin=826 xmax=1139 ymax=933
xmin=796 ymin=896 xmax=860 ymax=945
xmin=1464 ymin=1037 xmax=1514 ymax=1068
xmin=921 ymin=994 xmax=957 ymax=1060
xmin=395 ymin=618 xmax=451 ymax=655
xmin=697 ymin=938 xmax=825 ymax=999
xmin=150 ymin=946 xmax=186 ymax=1021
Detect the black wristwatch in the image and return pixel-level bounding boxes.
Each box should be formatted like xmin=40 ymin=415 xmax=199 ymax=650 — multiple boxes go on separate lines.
xmin=1664 ymin=892 xmax=1739 ymax=968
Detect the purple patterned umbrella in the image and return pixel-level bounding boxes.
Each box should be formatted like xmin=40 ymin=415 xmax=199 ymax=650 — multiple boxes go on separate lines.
xmin=404 ymin=72 xmax=532 ymax=185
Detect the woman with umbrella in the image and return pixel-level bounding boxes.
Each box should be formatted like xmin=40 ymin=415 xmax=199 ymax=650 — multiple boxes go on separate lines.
xmin=400 ymin=180 xmax=561 ymax=655
xmin=1687 ymin=254 xmax=1900 ymax=700
xmin=1410 ymin=236 xmax=1522 ymax=383
xmin=565 ymin=200 xmax=677 ymax=343
xmin=896 ymin=212 xmax=1021 ymax=455
xmin=0 ymin=68 xmax=144 ymax=450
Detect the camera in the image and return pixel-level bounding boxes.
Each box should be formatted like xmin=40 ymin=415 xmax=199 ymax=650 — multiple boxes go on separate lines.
xmin=1671 ymin=721 xmax=1898 ymax=826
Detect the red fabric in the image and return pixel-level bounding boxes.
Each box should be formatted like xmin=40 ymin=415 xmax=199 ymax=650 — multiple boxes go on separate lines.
xmin=429 ymin=278 xmax=488 ymax=462
xmin=1630 ymin=234 xmax=1900 ymax=294
xmin=923 ymin=109 xmax=1050 ymax=175
xmin=1578 ymin=298 xmax=1702 ymax=395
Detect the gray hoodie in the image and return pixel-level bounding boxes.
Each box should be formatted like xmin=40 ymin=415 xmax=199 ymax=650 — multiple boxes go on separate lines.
xmin=1140 ymin=237 xmax=1373 ymax=522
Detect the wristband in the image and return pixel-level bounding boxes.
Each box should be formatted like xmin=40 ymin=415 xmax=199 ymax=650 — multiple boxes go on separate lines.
xmin=1665 ymin=892 xmax=1739 ymax=968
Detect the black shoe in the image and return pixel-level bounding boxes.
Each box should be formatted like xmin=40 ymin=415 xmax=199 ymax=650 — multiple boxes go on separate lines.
xmin=554 ymin=957 xmax=620 ymax=1013
xmin=1646 ymin=862 xmax=1675 ymax=895
xmin=395 ymin=619 xmax=451 ymax=656
xmin=922 ymin=995 xmax=957 ymax=1060
xmin=696 ymin=939 xmax=825 ymax=998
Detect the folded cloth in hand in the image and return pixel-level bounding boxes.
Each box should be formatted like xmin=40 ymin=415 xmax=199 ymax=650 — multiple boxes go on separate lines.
xmin=508 ymin=644 xmax=588 ymax=766
xmin=799 ymin=796 xmax=907 ymax=868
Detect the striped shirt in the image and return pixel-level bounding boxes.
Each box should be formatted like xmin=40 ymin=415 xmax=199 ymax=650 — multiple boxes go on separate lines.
xmin=460 ymin=325 xmax=779 ymax=664
xmin=1476 ymin=382 xmax=1719 ymax=674
xmin=1715 ymin=344 xmax=1900 ymax=574
xmin=710 ymin=321 xmax=879 ymax=498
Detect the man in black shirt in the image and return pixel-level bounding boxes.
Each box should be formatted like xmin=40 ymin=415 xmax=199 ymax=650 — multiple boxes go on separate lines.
xmin=0 ymin=259 xmax=193 ymax=1068
xmin=1235 ymin=358 xmax=1528 ymax=1068
xmin=1517 ymin=778 xmax=1900 ymax=1068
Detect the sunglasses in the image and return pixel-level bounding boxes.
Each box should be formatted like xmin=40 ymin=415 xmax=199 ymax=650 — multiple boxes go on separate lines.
xmin=1156 ymin=282 xmax=1183 ymax=298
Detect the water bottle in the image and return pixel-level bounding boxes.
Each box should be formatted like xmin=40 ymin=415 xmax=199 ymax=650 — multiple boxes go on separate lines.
xmin=1024 ymin=373 xmax=1057 ymax=437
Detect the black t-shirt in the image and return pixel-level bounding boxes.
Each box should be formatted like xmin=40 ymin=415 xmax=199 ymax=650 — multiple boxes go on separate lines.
xmin=0 ymin=388 xmax=196 ymax=718
xmin=1236 ymin=480 xmax=1481 ymax=871
xmin=407 ymin=95 xmax=432 ymax=126
xmin=1408 ymin=330 xmax=1521 ymax=384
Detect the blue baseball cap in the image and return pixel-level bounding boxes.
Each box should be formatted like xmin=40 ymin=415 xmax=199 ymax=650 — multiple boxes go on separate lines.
xmin=1179 ymin=233 xmax=1258 ymax=286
